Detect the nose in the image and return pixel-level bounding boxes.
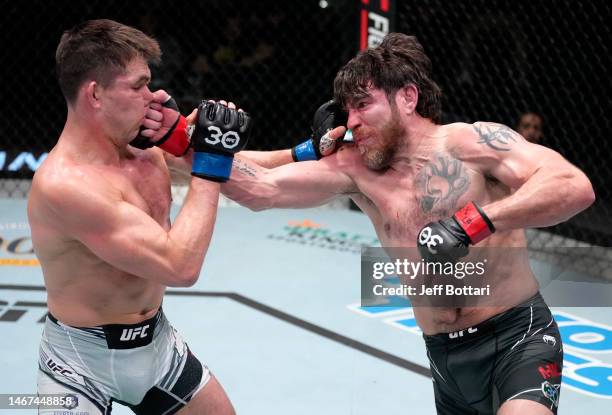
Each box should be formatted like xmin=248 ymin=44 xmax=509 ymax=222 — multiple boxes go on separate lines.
xmin=143 ymin=86 xmax=155 ymax=103
xmin=347 ymin=109 xmax=361 ymax=131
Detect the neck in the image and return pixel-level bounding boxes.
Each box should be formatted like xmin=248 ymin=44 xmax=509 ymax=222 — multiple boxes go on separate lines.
xmin=390 ymin=116 xmax=439 ymax=171
xmin=59 ymin=107 xmax=131 ymax=165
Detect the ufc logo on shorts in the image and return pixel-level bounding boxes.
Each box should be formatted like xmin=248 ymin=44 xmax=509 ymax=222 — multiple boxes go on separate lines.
xmin=448 ymin=327 xmax=478 ymax=339
xmin=206 ymin=126 xmax=241 ymax=149
xmin=46 ymin=358 xmax=73 ymax=376
xmin=418 ymin=227 xmax=444 ymax=254
xmin=120 ymin=325 xmax=150 ymax=341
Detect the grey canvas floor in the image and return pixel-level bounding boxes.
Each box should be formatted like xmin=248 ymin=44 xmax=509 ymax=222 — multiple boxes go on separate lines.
xmin=0 ymin=199 xmax=610 ymax=414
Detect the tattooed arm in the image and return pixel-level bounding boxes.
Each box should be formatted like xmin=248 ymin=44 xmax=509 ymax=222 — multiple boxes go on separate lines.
xmin=450 ymin=122 xmax=595 ymax=231
xmin=221 ymin=149 xmax=358 ymax=211
xmin=237 ymin=150 xmax=294 ymax=168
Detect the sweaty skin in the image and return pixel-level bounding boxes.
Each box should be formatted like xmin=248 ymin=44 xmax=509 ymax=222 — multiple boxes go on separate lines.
xmin=222 ymin=87 xmax=594 ymax=335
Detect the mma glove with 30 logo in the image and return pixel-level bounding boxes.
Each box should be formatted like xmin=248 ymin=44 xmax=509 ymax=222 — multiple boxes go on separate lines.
xmin=191 ymin=101 xmax=252 ymax=182
xmin=417 ymin=202 xmax=495 ymax=263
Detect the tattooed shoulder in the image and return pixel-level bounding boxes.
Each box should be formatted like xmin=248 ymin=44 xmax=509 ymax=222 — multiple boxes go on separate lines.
xmin=473 ymin=122 xmax=523 ymax=152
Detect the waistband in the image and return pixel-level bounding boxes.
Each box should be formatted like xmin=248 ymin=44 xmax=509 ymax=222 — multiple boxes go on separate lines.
xmin=47 ymin=308 xmax=164 ymax=350
xmin=423 ymin=291 xmax=546 ymax=345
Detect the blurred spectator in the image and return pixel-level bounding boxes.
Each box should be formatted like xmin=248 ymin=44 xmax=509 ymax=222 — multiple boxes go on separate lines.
xmin=516 ymin=111 xmax=544 ymax=144
xmin=190 ymin=13 xmax=277 ymax=103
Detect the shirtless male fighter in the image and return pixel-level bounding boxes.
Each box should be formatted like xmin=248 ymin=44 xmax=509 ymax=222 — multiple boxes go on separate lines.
xmin=28 ymin=19 xmax=250 ymax=414
xmin=220 ymin=33 xmax=595 ymax=414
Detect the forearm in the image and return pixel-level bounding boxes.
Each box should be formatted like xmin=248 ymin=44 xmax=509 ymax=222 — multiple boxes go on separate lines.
xmin=238 ymin=149 xmax=293 ymax=168
xmin=166 ymin=178 xmax=220 ymax=285
xmin=222 ymin=156 xmax=277 ymax=210
xmin=165 ymin=149 xmax=194 ymax=185
xmin=484 ymin=166 xmax=595 ymax=232
xmin=222 ymin=154 xmax=352 ymax=210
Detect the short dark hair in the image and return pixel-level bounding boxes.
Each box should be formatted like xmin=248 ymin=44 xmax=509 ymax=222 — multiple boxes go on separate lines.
xmin=55 ymin=19 xmax=161 ymax=104
xmin=334 ymin=33 xmax=442 ymax=123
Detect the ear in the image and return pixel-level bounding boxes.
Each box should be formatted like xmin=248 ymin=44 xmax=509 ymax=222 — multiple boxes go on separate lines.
xmin=84 ymin=81 xmax=102 ymax=109
xmin=397 ymin=84 xmax=418 ymax=115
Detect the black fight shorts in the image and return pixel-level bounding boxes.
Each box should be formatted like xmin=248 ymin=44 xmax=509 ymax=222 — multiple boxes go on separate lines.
xmin=424 ymin=292 xmax=563 ymax=414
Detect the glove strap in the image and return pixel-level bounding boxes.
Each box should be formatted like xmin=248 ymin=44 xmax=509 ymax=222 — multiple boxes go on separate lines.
xmin=453 ymin=201 xmax=495 ymax=244
xmin=157 ymin=115 xmax=190 ymax=156
xmin=129 ymin=128 xmax=155 ymax=149
xmin=291 ymin=139 xmax=319 ymax=162
xmin=192 ymin=152 xmax=233 ymax=182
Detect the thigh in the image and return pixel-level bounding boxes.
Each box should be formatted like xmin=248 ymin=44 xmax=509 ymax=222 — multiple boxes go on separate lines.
xmin=431 ymin=376 xmax=478 ymax=415
xmin=495 ymin=311 xmax=563 ymax=414
xmin=37 ymin=369 xmax=111 ymax=415
xmin=177 ymin=374 xmax=235 ymax=415
xmin=129 ymin=344 xmax=228 ymax=415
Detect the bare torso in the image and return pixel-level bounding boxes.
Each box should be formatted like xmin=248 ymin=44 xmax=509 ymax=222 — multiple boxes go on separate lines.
xmin=339 ymin=123 xmax=539 ymax=334
xmin=28 ymin=144 xmax=172 ymax=326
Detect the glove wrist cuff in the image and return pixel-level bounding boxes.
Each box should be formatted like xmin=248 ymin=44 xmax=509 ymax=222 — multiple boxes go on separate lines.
xmin=191 ymin=152 xmax=233 ymax=182
xmin=453 ymin=201 xmax=495 ymax=244
xmin=292 ymin=139 xmax=319 ymax=162
xmin=157 ymin=116 xmax=190 ymax=156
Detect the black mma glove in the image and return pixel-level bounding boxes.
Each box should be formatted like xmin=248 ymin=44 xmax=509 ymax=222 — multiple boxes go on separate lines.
xmin=417 ymin=202 xmax=495 ymax=263
xmin=291 ymin=100 xmax=348 ymax=161
xmin=191 ymin=101 xmax=252 ymax=182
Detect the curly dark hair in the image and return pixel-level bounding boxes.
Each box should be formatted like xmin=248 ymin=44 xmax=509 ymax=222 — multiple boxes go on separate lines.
xmin=334 ymin=33 xmax=442 ymax=123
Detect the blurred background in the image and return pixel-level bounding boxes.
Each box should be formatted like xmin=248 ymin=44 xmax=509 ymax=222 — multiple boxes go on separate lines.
xmin=1 ymin=0 xmax=610 ymax=248
xmin=0 ymin=2 xmax=611 ymax=412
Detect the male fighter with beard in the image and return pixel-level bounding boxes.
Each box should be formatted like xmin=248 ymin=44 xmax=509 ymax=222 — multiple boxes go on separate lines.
xmin=220 ymin=33 xmax=595 ymax=414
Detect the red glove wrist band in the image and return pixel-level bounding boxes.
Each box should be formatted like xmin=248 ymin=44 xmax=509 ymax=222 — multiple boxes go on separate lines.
xmin=453 ymin=201 xmax=495 ymax=244
xmin=158 ymin=116 xmax=190 ymax=156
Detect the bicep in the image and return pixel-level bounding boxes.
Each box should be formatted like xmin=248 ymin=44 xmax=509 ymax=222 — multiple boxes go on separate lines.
xmin=463 ymin=122 xmax=562 ymax=188
xmin=49 ymin=187 xmax=175 ymax=281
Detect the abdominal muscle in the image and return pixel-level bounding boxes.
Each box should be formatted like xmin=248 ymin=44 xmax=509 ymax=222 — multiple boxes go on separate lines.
xmin=43 ymin=251 xmax=165 ymax=327
xmin=379 ymin=229 xmax=539 ymax=336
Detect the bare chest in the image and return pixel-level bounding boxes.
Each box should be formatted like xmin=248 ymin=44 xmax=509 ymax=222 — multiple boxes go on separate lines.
xmin=354 ymin=153 xmax=489 ymax=246
xmin=116 ymin=157 xmax=172 ymax=228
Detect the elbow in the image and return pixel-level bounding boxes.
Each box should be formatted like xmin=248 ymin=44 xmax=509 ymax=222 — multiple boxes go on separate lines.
xmin=169 ymin=262 xmax=201 ymax=287
xmin=246 ymin=197 xmax=274 ymax=212
xmin=175 ymin=272 xmax=199 ymax=287
xmin=222 ymin=183 xmax=277 ymax=211
xmin=558 ymin=169 xmax=596 ymax=217
xmin=571 ymin=170 xmax=596 ymax=212
xmin=228 ymin=193 xmax=273 ymax=211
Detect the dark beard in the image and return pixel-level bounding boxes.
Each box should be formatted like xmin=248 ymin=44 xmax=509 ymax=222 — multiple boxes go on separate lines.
xmin=359 ymin=112 xmax=405 ymax=171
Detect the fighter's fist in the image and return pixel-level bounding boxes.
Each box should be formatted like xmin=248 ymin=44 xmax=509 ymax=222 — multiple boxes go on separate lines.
xmin=130 ymin=92 xmax=190 ymax=156
xmin=191 ymin=101 xmax=252 ymax=182
xmin=417 ymin=202 xmax=495 ymax=263
xmin=292 ymin=100 xmax=348 ymax=161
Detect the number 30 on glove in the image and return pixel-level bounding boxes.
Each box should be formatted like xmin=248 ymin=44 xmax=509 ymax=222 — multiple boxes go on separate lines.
xmin=190 ymin=101 xmax=252 ymax=182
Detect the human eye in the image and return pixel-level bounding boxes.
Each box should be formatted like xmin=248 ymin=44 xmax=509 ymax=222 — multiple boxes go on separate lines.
xmin=357 ymin=100 xmax=369 ymax=109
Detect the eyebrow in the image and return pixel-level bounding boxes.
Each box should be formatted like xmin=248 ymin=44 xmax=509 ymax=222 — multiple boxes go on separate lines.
xmin=347 ymin=91 xmax=372 ymax=107
xmin=132 ymin=75 xmax=151 ymax=85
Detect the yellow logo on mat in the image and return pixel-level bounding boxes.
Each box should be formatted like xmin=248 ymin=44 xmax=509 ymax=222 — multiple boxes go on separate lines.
xmin=0 ymin=258 xmax=40 ymax=266
xmin=287 ymin=219 xmax=323 ymax=229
